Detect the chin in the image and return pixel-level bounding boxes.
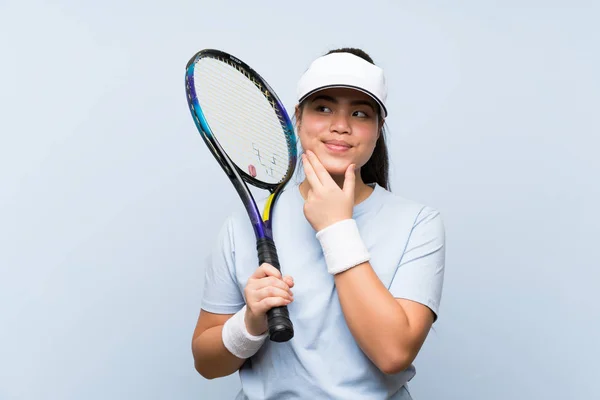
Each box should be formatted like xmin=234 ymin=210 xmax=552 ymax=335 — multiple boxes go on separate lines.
xmin=315 ymin=152 xmax=354 ymax=176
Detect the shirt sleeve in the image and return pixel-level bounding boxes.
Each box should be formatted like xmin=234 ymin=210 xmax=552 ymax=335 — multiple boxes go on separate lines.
xmin=200 ymin=216 xmax=246 ymax=314
xmin=388 ymin=206 xmax=446 ymax=322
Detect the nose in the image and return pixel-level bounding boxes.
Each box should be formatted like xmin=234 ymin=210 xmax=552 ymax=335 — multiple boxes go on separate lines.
xmin=330 ymin=112 xmax=351 ymax=135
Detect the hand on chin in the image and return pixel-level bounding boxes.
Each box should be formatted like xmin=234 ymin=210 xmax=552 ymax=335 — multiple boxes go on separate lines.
xmin=311 ymin=151 xmax=352 ymax=178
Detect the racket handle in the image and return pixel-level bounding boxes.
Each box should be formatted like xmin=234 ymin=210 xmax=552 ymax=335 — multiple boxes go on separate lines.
xmin=257 ymin=237 xmax=294 ymax=343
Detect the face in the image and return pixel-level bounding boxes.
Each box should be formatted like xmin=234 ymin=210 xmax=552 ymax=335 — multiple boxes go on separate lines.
xmin=296 ymin=88 xmax=382 ymax=178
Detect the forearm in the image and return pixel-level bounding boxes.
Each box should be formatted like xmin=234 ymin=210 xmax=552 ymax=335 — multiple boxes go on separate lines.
xmin=192 ymin=325 xmax=245 ymax=379
xmin=334 ymin=262 xmax=413 ymax=374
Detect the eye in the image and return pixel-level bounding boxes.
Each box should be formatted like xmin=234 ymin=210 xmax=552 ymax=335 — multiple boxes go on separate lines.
xmin=353 ymin=110 xmax=370 ymax=118
xmin=315 ymin=105 xmax=332 ymax=113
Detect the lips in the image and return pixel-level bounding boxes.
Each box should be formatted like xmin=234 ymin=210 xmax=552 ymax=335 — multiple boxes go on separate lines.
xmin=323 ymin=140 xmax=352 ymax=153
xmin=323 ymin=140 xmax=351 ymax=148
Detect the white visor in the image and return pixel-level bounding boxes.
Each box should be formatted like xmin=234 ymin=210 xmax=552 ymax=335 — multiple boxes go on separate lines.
xmin=296 ymin=52 xmax=388 ymax=118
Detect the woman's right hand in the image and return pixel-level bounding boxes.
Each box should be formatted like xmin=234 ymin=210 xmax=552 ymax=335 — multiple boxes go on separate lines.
xmin=243 ymin=263 xmax=294 ymax=336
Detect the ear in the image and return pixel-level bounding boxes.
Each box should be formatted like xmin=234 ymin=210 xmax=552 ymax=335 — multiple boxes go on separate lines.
xmin=378 ymin=118 xmax=385 ymax=138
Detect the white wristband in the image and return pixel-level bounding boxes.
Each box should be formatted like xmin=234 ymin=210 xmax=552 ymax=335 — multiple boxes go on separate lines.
xmin=222 ymin=305 xmax=268 ymax=359
xmin=316 ymin=219 xmax=370 ymax=275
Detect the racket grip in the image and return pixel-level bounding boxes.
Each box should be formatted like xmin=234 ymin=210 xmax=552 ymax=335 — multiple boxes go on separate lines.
xmin=257 ymin=237 xmax=294 ymax=343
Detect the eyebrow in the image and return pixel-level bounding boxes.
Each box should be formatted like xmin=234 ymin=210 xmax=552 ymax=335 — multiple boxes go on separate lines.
xmin=311 ymin=94 xmax=376 ymax=112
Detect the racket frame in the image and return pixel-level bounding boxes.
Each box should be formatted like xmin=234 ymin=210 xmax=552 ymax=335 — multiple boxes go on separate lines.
xmin=185 ymin=49 xmax=297 ymax=342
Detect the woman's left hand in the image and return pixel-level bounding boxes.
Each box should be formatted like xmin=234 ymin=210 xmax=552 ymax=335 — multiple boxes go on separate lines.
xmin=301 ymin=150 xmax=355 ymax=232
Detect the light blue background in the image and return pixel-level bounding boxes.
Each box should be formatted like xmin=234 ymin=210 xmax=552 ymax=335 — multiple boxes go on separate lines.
xmin=1 ymin=1 xmax=598 ymax=399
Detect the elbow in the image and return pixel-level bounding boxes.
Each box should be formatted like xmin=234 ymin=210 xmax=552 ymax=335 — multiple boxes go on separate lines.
xmin=376 ymin=350 xmax=415 ymax=375
xmin=192 ymin=347 xmax=219 ymax=380
xmin=194 ymin=357 xmax=239 ymax=380
xmin=192 ymin=347 xmax=213 ymax=379
xmin=194 ymin=361 xmax=214 ymax=380
xmin=194 ymin=361 xmax=222 ymax=380
xmin=198 ymin=371 xmax=218 ymax=380
xmin=192 ymin=340 xmax=220 ymax=380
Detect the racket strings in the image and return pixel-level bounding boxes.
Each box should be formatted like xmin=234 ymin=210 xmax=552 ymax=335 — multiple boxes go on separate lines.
xmin=201 ymin=61 xmax=282 ymax=128
xmin=200 ymin=91 xmax=287 ymax=166
xmin=199 ymin=63 xmax=289 ymax=164
xmin=194 ymin=57 xmax=292 ymax=183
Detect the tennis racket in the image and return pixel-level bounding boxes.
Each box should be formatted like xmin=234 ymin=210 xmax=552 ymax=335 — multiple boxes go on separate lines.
xmin=185 ymin=49 xmax=297 ymax=343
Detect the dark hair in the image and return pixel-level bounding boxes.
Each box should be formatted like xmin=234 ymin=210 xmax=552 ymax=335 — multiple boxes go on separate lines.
xmin=297 ymin=47 xmax=391 ymax=191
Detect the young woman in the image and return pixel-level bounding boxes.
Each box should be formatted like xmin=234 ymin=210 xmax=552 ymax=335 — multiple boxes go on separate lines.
xmin=192 ymin=48 xmax=446 ymax=399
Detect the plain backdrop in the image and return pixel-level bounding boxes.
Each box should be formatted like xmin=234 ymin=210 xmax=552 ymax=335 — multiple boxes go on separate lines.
xmin=1 ymin=1 xmax=598 ymax=399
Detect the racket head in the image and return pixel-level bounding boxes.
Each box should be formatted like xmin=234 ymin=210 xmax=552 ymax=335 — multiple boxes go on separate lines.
xmin=185 ymin=49 xmax=297 ymax=194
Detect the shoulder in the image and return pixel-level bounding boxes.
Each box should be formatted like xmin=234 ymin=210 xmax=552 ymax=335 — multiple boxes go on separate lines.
xmin=369 ymin=184 xmax=444 ymax=232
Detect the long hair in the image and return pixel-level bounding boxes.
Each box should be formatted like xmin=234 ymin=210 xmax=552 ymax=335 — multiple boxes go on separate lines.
xmin=297 ymin=47 xmax=391 ymax=191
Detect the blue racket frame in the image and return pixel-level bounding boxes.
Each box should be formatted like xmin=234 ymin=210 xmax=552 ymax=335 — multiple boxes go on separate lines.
xmin=184 ymin=49 xmax=297 ymax=342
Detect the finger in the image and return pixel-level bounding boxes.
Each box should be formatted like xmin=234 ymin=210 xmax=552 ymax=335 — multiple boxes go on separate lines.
xmin=250 ymin=263 xmax=282 ymax=279
xmin=302 ymin=153 xmax=322 ymax=188
xmin=256 ymin=296 xmax=293 ymax=314
xmin=254 ymin=286 xmax=294 ymax=302
xmin=282 ymin=275 xmax=294 ymax=288
xmin=251 ymin=276 xmax=292 ymax=294
xmin=343 ymin=164 xmax=356 ymax=197
xmin=306 ymin=150 xmax=335 ymax=187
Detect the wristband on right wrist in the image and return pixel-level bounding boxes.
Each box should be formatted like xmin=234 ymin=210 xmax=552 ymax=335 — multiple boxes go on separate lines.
xmin=222 ymin=305 xmax=268 ymax=359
